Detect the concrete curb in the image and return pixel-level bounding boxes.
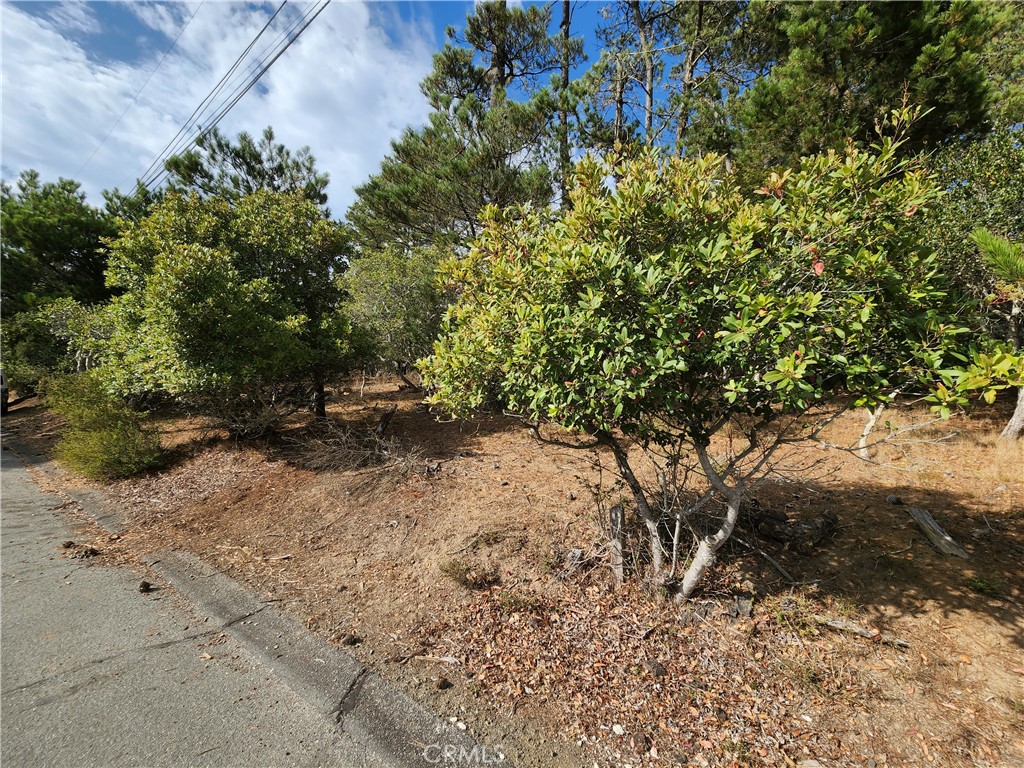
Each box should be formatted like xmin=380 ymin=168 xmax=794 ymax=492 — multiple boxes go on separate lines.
xmin=154 ymin=551 xmax=495 ymax=768
xmin=2 ymin=437 xmax=511 ymax=768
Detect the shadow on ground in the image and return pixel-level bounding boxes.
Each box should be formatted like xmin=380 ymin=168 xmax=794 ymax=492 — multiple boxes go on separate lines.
xmin=714 ymin=475 xmax=1023 ymax=648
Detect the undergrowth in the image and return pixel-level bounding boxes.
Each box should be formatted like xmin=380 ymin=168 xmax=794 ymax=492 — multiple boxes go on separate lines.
xmin=47 ymin=372 xmax=163 ymax=480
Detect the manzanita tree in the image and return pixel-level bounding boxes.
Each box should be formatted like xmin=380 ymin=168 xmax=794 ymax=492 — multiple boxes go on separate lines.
xmin=422 ymin=132 xmax=1019 ymax=598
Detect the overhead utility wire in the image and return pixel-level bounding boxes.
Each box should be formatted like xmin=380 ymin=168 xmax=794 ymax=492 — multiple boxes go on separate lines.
xmin=133 ymin=1 xmax=293 ymax=189
xmin=129 ymin=0 xmax=291 ymax=189
xmin=138 ymin=0 xmax=318 ymax=189
xmin=77 ymin=2 xmax=205 ymax=177
xmin=140 ymin=0 xmax=331 ymax=195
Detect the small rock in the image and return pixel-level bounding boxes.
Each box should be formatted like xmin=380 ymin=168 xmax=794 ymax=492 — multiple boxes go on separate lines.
xmin=727 ymin=596 xmax=753 ymax=619
xmin=338 ymin=633 xmax=362 ymax=646
xmin=138 ymin=581 xmax=153 ymax=593
xmin=61 ymin=540 xmax=76 ymax=549
xmin=566 ymin=491 xmax=576 ymax=501
xmin=798 ymin=761 xmax=823 ymax=768
xmin=885 ymin=495 xmax=903 ymax=505
xmin=643 ymin=658 xmax=668 ymax=678
xmin=436 ymin=677 xmax=453 ymax=690
xmin=611 ymin=724 xmax=625 ymax=736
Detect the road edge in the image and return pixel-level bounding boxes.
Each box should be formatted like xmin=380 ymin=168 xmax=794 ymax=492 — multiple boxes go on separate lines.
xmin=1 ymin=437 xmax=509 ymax=768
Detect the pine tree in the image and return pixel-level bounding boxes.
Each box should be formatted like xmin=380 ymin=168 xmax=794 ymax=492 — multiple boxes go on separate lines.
xmin=348 ymin=1 xmax=561 ymax=251
xmin=164 ymin=126 xmax=329 ymax=207
xmin=733 ymin=0 xmax=993 ymax=176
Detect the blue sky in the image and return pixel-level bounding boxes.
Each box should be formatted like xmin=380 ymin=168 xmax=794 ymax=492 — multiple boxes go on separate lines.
xmin=1 ymin=1 xmax=604 ymax=212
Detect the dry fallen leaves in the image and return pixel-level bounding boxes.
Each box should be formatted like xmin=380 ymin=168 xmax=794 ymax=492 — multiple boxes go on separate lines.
xmin=430 ymin=584 xmax=860 ymax=766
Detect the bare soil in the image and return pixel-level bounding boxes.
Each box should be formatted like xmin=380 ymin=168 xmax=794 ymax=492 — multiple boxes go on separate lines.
xmin=4 ymin=379 xmax=1022 ymax=768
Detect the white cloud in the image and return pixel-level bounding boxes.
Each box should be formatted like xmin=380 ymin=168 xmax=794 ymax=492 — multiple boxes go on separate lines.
xmin=123 ymin=1 xmax=188 ymax=38
xmin=0 ymin=1 xmax=436 ymax=214
xmin=47 ymin=1 xmax=101 ymax=36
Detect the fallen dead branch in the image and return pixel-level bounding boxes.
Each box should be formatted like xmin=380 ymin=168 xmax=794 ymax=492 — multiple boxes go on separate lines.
xmin=413 ymin=654 xmax=461 ymax=665
xmin=374 ymin=403 xmax=398 ymax=437
xmin=907 ymin=506 xmax=970 ymax=559
xmin=733 ymin=534 xmax=796 ymax=584
xmin=814 ymin=615 xmax=911 ymax=648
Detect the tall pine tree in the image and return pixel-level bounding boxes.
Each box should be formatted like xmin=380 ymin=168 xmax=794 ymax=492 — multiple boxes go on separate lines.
xmin=348 ymin=1 xmax=561 ymax=250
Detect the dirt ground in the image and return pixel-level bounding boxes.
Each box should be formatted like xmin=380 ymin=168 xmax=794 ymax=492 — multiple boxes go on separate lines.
xmin=4 ymin=379 xmax=1022 ymax=768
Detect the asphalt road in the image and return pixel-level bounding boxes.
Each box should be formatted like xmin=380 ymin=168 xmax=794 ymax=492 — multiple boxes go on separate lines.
xmin=0 ymin=444 xmax=392 ymax=768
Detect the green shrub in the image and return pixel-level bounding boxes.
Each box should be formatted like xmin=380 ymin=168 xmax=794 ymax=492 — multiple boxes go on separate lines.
xmin=0 ymin=309 xmax=70 ymax=394
xmin=964 ymin=575 xmax=1006 ymax=598
xmin=47 ymin=373 xmax=162 ymax=479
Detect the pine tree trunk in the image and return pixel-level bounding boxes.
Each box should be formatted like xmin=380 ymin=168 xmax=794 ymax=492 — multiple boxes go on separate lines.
xmin=628 ymin=1 xmax=655 ymax=142
xmin=613 ymin=63 xmax=626 ymax=148
xmin=559 ymin=0 xmax=572 ymax=208
xmin=490 ymin=0 xmax=509 ymax=105
xmin=675 ymin=0 xmax=705 ymax=153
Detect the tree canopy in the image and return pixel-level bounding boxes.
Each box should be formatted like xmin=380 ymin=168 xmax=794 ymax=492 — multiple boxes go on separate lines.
xmin=342 ymin=245 xmax=447 ymax=379
xmin=1 ymin=170 xmax=115 ymax=314
xmin=731 ymin=0 xmax=992 ymax=176
xmin=100 ymin=190 xmax=357 ymax=433
xmin=164 ymin=126 xmax=330 ymax=207
xmin=347 ymin=0 xmax=562 ymax=251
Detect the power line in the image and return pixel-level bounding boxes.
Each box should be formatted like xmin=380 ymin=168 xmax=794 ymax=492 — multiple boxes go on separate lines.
xmin=126 ymin=0 xmax=291 ymax=190
xmin=139 ymin=0 xmax=331 ymax=198
xmin=139 ymin=0 xmax=328 ymax=193
xmin=77 ymin=2 xmax=204 ymax=177
xmin=118 ymin=0 xmax=331 ymax=221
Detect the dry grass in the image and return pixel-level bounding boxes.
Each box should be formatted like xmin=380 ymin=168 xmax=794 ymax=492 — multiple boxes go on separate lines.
xmin=438 ymin=557 xmax=501 ymax=589
xmin=283 ymin=418 xmax=424 ymax=475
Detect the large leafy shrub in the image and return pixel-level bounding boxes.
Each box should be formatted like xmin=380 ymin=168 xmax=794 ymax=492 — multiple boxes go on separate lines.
xmin=342 ymin=245 xmax=448 ymax=380
xmin=0 ymin=309 xmax=70 ymax=394
xmin=101 ymin=191 xmax=362 ymax=435
xmin=423 ymin=135 xmax=1017 ymax=597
